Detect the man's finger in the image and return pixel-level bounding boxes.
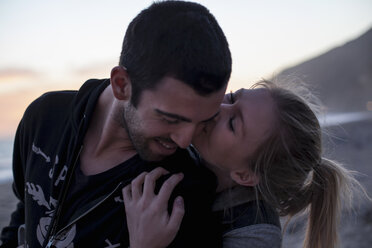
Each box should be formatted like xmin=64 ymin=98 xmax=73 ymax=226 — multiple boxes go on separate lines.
xmin=167 ymin=196 xmax=185 ymax=235
xmin=157 ymin=173 xmax=183 ymax=204
xmin=143 ymin=167 xmax=169 ymax=197
xmin=131 ymin=172 xmax=147 ymax=200
xmin=122 ymin=185 xmax=132 ymax=206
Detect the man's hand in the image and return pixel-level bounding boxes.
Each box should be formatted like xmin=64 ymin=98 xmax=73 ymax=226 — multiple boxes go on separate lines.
xmin=122 ymin=167 xmax=185 ymax=248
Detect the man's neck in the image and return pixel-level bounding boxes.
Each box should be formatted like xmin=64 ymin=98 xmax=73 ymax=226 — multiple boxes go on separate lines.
xmin=80 ymin=85 xmax=137 ymax=176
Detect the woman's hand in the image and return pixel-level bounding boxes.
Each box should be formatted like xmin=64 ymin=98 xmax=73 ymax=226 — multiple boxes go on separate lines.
xmin=122 ymin=167 xmax=185 ymax=248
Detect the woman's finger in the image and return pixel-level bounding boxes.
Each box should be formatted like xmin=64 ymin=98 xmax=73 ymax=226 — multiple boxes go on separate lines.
xmin=131 ymin=172 xmax=147 ymax=200
xmin=122 ymin=184 xmax=132 ymax=206
xmin=157 ymin=173 xmax=184 ymax=204
xmin=143 ymin=167 xmax=169 ymax=197
xmin=167 ymin=196 xmax=185 ymax=233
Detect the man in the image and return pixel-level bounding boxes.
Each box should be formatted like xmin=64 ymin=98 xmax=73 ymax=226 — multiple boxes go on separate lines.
xmin=0 ymin=1 xmax=231 ymax=247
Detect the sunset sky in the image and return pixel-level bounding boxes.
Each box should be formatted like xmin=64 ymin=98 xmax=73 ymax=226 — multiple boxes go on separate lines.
xmin=1 ymin=0 xmax=372 ymax=139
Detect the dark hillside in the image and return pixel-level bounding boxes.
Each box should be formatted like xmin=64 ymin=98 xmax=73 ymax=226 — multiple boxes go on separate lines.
xmin=278 ymin=28 xmax=372 ymax=112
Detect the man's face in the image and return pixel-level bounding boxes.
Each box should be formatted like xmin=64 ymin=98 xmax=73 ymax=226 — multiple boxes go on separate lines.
xmin=121 ymin=76 xmax=226 ymax=161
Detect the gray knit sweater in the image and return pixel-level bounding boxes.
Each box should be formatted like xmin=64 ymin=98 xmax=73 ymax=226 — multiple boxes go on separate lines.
xmin=213 ymin=186 xmax=282 ymax=248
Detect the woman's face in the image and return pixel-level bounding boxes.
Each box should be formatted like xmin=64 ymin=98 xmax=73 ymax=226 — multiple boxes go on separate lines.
xmin=192 ymin=88 xmax=276 ymax=173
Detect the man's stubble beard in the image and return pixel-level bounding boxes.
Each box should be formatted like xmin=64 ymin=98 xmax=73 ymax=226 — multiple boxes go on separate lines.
xmin=118 ymin=102 xmax=164 ymax=161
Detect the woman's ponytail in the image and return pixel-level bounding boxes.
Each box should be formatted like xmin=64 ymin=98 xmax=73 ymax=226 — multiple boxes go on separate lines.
xmin=305 ymin=158 xmax=355 ymax=248
xmin=249 ymin=79 xmax=369 ymax=248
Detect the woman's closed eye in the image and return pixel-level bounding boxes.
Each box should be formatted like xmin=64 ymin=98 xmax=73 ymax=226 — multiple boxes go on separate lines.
xmin=223 ymin=91 xmax=235 ymax=104
xmin=229 ymin=117 xmax=235 ymax=132
xmin=229 ymin=91 xmax=235 ymax=104
xmin=229 ymin=92 xmax=236 ymax=132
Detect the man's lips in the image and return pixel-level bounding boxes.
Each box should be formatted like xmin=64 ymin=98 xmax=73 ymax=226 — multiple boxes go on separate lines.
xmin=155 ymin=138 xmax=177 ymax=150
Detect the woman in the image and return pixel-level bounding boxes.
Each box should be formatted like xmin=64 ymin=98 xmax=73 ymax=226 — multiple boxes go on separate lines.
xmin=123 ymin=80 xmax=363 ymax=248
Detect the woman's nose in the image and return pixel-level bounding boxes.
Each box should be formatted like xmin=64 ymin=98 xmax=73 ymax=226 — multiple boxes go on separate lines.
xmin=219 ymin=103 xmax=232 ymax=116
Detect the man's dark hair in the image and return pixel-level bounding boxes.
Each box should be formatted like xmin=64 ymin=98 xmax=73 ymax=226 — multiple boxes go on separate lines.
xmin=119 ymin=0 xmax=232 ymax=107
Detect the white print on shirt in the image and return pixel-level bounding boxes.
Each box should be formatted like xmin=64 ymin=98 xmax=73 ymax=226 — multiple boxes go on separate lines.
xmin=114 ymin=196 xmax=124 ymax=203
xmin=31 ymin=143 xmax=68 ymax=187
xmin=36 ymin=216 xmax=52 ymax=245
xmin=31 ymin=143 xmax=66 ymax=187
xmin=43 ymin=154 xmax=67 ymax=187
xmin=32 ymin=143 xmax=51 ymax=163
xmin=26 ymin=182 xmax=57 ymax=211
xmin=31 ymin=143 xmax=68 ymax=186
xmin=104 ymin=239 xmax=120 ymax=248
xmin=53 ymin=224 xmax=76 ymax=248
xmin=26 ymin=182 xmax=76 ymax=247
xmin=49 ymin=155 xmax=59 ymax=179
xmin=54 ymin=165 xmax=68 ymax=187
xmin=36 ymin=217 xmax=76 ymax=248
xmin=46 ymin=155 xmax=68 ymax=187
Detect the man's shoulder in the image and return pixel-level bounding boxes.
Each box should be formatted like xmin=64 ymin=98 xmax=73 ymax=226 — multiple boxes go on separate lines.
xmin=27 ymin=90 xmax=77 ymax=111
xmin=23 ymin=78 xmax=108 ymax=120
xmin=25 ymin=78 xmax=108 ymax=113
xmin=22 ymin=90 xmax=77 ymax=121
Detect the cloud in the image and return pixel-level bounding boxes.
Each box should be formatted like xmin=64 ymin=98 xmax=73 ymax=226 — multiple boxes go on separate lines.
xmin=73 ymin=61 xmax=115 ymax=80
xmin=0 ymin=68 xmax=40 ymax=83
xmin=0 ymin=88 xmax=43 ymax=138
xmin=0 ymin=68 xmax=46 ymax=95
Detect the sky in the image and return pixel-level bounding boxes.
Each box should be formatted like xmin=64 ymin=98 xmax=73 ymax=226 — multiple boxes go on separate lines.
xmin=0 ymin=0 xmax=372 ymax=139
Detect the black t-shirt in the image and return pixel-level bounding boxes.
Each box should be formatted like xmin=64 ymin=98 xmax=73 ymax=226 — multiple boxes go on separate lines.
xmin=55 ymin=149 xmax=222 ymax=247
xmin=59 ymin=154 xmax=143 ymax=228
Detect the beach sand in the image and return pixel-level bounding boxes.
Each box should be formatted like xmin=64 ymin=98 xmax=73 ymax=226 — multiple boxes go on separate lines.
xmin=0 ymin=182 xmax=17 ymax=232
xmin=1 ymin=119 xmax=371 ymax=247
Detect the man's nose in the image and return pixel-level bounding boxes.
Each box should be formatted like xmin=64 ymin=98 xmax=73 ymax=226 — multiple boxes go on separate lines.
xmin=170 ymin=124 xmax=196 ymax=149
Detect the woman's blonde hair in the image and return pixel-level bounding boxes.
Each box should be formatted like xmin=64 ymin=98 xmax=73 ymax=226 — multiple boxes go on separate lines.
xmin=248 ymin=79 xmax=363 ymax=248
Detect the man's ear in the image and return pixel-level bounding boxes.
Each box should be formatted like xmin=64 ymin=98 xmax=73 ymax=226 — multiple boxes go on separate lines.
xmin=110 ymin=66 xmax=132 ymax=101
xmin=230 ymin=169 xmax=259 ymax=187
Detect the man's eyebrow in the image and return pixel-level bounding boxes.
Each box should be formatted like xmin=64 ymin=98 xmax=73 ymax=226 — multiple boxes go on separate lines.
xmin=202 ymin=110 xmax=220 ymax=123
xmin=155 ymin=109 xmax=192 ymax=122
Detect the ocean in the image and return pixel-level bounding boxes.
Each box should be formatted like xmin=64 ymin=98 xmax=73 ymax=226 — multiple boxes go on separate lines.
xmin=0 ymin=138 xmax=14 ymax=184
xmin=0 ymin=111 xmax=371 ymax=184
